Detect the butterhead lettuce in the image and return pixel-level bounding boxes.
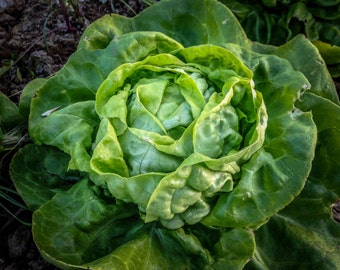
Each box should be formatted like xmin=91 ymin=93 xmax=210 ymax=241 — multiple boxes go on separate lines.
xmin=9 ymin=0 xmax=340 ymax=269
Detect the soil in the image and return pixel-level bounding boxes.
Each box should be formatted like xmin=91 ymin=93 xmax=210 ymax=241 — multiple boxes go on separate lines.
xmin=0 ymin=1 xmax=339 ymax=269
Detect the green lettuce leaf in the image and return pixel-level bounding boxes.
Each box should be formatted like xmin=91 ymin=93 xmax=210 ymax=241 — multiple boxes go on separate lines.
xmin=10 ymin=144 xmax=80 ymax=210
xmin=247 ymin=92 xmax=340 ymax=269
xmin=30 ymin=174 xmax=255 ymax=269
xmin=18 ymin=77 xmax=47 ymax=118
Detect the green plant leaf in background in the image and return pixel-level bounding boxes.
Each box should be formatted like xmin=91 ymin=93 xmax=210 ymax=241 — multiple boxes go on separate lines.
xmin=9 ymin=0 xmax=340 ymax=269
xmin=0 ymin=92 xmax=25 ymax=152
xmin=0 ymin=93 xmax=24 ymax=131
xmin=219 ymin=0 xmax=340 ymax=78
xmin=312 ymin=40 xmax=340 ymax=78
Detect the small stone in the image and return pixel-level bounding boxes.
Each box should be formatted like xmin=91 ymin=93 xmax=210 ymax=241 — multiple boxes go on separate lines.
xmin=7 ymin=225 xmax=31 ymax=258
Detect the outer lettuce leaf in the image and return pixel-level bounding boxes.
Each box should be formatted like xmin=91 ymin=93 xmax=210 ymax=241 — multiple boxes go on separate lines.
xmin=296 ymin=93 xmax=340 ymax=193
xmin=18 ymin=77 xmax=47 ymax=118
xmin=29 ymin=172 xmax=255 ymax=269
xmin=247 ymin=209 xmax=340 ymax=269
xmin=10 ymin=144 xmax=81 ymax=211
xmin=78 ymin=0 xmax=250 ymax=50
xmin=251 ymin=34 xmax=339 ymax=104
xmin=274 ymin=35 xmax=339 ymax=104
xmin=246 ymin=92 xmax=340 ymax=269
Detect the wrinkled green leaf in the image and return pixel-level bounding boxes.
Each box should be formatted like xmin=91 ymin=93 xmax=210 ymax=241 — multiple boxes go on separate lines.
xmin=203 ymin=40 xmax=317 ymax=228
xmin=33 ymin=178 xmax=255 ymax=269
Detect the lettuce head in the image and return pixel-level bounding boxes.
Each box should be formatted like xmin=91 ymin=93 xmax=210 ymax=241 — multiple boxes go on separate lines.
xmin=10 ymin=0 xmax=340 ymax=269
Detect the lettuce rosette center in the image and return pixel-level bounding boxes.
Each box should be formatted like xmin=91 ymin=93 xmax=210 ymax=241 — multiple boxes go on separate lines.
xmin=90 ymin=44 xmax=267 ymax=229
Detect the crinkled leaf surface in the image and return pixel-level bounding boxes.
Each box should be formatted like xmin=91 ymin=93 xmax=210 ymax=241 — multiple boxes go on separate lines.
xmin=204 ymin=40 xmax=317 ymax=227
xmin=32 ymin=177 xmax=255 ymax=269
xmin=28 ymin=30 xmax=317 ymax=231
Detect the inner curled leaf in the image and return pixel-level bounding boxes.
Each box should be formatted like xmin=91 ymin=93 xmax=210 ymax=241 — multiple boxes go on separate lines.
xmin=90 ymin=44 xmax=267 ymax=228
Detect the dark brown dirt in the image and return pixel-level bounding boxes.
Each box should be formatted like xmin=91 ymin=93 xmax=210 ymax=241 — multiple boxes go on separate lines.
xmin=0 ymin=0 xmax=150 ymax=102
